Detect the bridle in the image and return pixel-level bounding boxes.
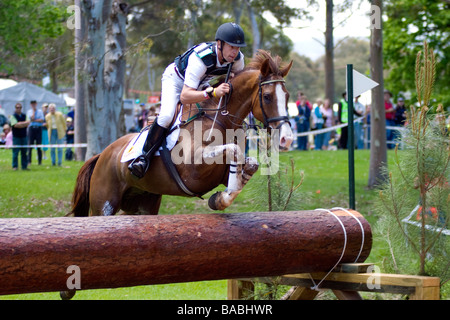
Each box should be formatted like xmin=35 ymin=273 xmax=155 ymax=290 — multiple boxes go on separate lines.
xmin=258 ymin=77 xmax=291 ymax=130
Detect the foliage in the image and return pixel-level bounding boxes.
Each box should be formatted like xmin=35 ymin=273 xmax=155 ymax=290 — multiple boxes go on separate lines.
xmin=375 ymin=42 xmax=450 ymax=284
xmin=123 ymin=0 xmax=300 ymax=96
xmin=0 ymin=0 xmax=68 ymax=74
xmin=383 ymin=0 xmax=450 ymax=106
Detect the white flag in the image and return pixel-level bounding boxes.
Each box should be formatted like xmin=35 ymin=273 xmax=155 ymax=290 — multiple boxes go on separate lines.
xmin=351 ymin=69 xmax=379 ymax=97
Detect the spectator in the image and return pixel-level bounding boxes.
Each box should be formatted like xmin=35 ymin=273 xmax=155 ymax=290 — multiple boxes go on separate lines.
xmin=384 ymin=90 xmax=396 ymax=149
xmin=41 ymin=103 xmax=49 ymax=160
xmin=354 ymin=95 xmax=365 ymax=149
xmin=295 ymin=94 xmax=311 ymax=150
xmin=26 ymin=100 xmax=45 ymax=165
xmin=137 ymin=103 xmax=148 ymax=130
xmin=394 ymin=97 xmax=407 ymax=145
xmin=0 ymin=104 xmax=8 ymax=127
xmin=311 ymin=99 xmax=325 ymax=150
xmin=338 ymin=92 xmax=349 ymax=149
xmin=65 ymin=117 xmax=75 ymax=161
xmin=320 ymin=98 xmax=335 ymax=150
xmin=394 ymin=97 xmax=407 ymax=126
xmin=45 ymin=104 xmax=67 ymax=166
xmin=67 ymin=106 xmax=74 ymax=122
xmin=146 ymin=104 xmax=160 ymax=127
xmin=295 ymin=91 xmax=312 ymax=110
xmin=10 ymin=103 xmax=30 ymax=170
xmin=1 ymin=123 xmax=12 ymax=147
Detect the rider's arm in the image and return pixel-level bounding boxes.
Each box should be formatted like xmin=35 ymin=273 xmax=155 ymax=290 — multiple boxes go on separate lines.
xmin=180 ymin=53 xmax=230 ymax=105
xmin=180 ymin=83 xmax=230 ymax=105
xmin=180 ymin=85 xmax=209 ymax=105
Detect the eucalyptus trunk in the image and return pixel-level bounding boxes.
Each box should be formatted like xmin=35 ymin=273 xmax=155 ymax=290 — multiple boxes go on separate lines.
xmin=324 ymin=0 xmax=335 ymax=103
xmin=368 ymin=0 xmax=388 ymax=188
xmin=82 ymin=0 xmax=127 ymax=159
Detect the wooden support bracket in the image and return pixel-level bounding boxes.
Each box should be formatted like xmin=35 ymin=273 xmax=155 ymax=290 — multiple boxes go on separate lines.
xmin=228 ymin=263 xmax=441 ymax=300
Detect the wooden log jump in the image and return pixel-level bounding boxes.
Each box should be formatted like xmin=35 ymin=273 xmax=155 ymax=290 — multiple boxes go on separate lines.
xmin=0 ymin=209 xmax=371 ymax=296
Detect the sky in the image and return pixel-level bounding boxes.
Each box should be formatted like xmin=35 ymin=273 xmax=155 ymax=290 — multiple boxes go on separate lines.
xmin=282 ymin=0 xmax=374 ymax=60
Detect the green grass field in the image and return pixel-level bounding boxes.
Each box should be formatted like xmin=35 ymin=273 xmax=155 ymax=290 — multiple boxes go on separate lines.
xmin=0 ymin=147 xmax=446 ymax=299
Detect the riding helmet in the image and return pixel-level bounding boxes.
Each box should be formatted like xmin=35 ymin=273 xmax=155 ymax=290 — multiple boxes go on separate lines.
xmin=215 ymin=22 xmax=246 ymax=47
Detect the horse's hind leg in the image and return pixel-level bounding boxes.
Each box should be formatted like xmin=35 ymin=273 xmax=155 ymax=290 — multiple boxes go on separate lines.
xmin=89 ymin=191 xmax=122 ymax=216
xmin=88 ymin=176 xmax=123 ymax=216
xmin=208 ymin=157 xmax=259 ymax=210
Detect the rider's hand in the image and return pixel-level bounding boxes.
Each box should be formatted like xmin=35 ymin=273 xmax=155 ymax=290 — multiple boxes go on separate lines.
xmin=215 ymin=83 xmax=230 ymax=98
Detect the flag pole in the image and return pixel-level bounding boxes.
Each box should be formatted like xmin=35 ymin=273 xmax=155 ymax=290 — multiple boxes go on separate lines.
xmin=347 ymin=64 xmax=355 ymax=210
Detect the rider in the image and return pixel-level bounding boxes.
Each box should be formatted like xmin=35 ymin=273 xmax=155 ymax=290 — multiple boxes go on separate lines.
xmin=128 ymin=22 xmax=247 ymax=178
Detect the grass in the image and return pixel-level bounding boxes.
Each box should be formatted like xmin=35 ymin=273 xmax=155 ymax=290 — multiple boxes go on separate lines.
xmin=0 ymin=147 xmax=446 ymax=299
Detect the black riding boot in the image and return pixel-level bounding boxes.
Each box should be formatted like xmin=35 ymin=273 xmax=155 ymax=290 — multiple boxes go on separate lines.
xmin=128 ymin=120 xmax=168 ymax=178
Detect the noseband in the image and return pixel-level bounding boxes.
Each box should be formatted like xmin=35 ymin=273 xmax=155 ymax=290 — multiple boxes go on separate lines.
xmin=258 ymin=77 xmax=290 ymax=129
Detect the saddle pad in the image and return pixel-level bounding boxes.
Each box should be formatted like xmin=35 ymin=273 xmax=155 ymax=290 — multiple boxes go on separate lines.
xmin=120 ymin=120 xmax=181 ymax=163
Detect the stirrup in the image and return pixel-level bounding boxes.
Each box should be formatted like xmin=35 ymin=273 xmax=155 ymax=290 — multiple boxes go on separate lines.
xmin=128 ymin=155 xmax=150 ymax=179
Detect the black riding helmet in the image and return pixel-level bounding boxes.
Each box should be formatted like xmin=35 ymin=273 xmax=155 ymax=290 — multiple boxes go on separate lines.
xmin=215 ymin=22 xmax=247 ymax=48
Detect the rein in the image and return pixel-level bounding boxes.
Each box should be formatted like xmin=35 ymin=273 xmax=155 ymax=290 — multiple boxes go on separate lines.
xmin=179 ymin=75 xmax=290 ymax=131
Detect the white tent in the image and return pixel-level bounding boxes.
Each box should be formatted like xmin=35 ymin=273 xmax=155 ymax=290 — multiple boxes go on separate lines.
xmin=0 ymin=79 xmax=18 ymax=90
xmin=0 ymin=82 xmax=66 ymax=117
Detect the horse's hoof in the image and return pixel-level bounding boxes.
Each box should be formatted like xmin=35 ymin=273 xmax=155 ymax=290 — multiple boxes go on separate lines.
xmin=60 ymin=290 xmax=76 ymax=300
xmin=208 ymin=192 xmax=220 ymax=210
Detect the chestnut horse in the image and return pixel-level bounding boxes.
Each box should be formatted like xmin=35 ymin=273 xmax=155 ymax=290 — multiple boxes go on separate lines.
xmin=71 ymin=50 xmax=294 ymax=216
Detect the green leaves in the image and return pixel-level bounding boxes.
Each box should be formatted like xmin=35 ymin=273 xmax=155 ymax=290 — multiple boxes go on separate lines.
xmin=383 ymin=0 xmax=450 ymax=105
xmin=0 ymin=0 xmax=68 ymax=68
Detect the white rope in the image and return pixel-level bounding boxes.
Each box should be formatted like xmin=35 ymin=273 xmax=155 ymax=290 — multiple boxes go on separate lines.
xmin=0 ymin=143 xmax=87 ymax=149
xmin=332 ymin=207 xmax=366 ymax=263
xmin=309 ymin=208 xmax=348 ymax=291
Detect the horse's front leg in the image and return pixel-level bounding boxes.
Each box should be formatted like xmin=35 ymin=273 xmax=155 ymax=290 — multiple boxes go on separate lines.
xmin=203 ymin=144 xmax=259 ymax=210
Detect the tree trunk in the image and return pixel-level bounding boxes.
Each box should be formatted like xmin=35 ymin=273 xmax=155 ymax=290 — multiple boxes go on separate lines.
xmin=247 ymin=1 xmax=260 ymax=55
xmin=105 ymin=1 xmax=128 ymax=138
xmin=0 ymin=210 xmax=371 ymax=295
xmin=324 ymin=0 xmax=335 ymax=102
xmin=82 ymin=0 xmax=127 ymax=158
xmin=232 ymin=0 xmax=245 ymax=24
xmin=74 ymin=0 xmax=87 ymax=161
xmin=368 ymin=0 xmax=387 ymax=188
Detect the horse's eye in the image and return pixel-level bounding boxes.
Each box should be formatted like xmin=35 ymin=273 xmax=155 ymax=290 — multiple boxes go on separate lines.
xmin=263 ymin=93 xmax=272 ymax=103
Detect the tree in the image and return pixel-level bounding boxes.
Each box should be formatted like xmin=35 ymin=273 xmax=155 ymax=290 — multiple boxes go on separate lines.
xmin=383 ymin=0 xmax=450 ymax=106
xmin=324 ymin=0 xmax=335 ymax=103
xmin=0 ymin=0 xmax=68 ymax=75
xmin=285 ymin=52 xmax=321 ymax=101
xmin=376 ymin=42 xmax=449 ymax=283
xmin=78 ymin=0 xmax=128 ymax=158
xmin=368 ymin=0 xmax=388 ymax=189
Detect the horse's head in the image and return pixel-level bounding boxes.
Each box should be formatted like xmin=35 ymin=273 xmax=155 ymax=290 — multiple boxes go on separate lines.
xmin=249 ymin=50 xmax=294 ymax=150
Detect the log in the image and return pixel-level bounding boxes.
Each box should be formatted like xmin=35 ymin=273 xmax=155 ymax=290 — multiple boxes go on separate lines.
xmin=0 ymin=209 xmax=372 ymax=295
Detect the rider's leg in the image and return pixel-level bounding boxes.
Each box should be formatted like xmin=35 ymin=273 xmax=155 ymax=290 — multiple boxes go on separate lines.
xmin=128 ymin=63 xmax=183 ymax=178
xmin=127 ymin=119 xmax=168 ymax=178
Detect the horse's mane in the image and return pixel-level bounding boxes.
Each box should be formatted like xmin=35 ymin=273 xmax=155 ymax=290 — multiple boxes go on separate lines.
xmin=243 ymin=49 xmax=284 ymax=76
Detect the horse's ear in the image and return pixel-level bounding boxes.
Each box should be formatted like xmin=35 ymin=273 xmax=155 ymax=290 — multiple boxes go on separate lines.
xmin=260 ymin=59 xmax=271 ymax=78
xmin=280 ymin=60 xmax=293 ymax=78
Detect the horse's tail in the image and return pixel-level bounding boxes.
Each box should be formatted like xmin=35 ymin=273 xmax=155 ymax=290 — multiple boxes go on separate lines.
xmin=70 ymin=154 xmax=101 ymax=217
